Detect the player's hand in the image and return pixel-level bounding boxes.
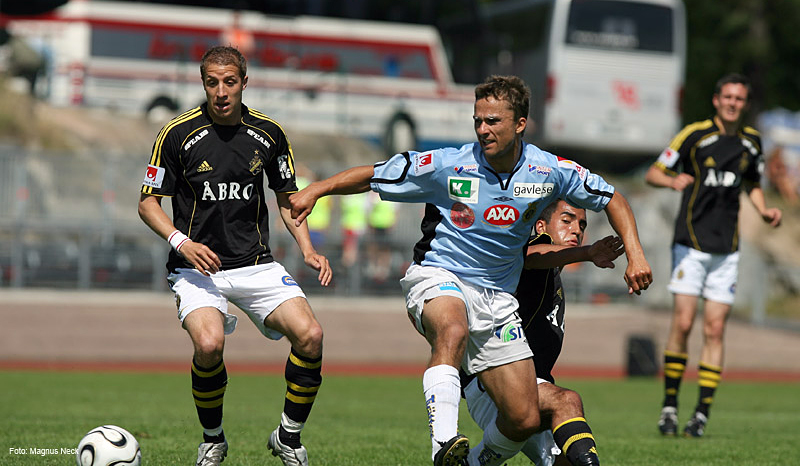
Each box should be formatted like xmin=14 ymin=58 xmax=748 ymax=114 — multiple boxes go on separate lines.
xmin=624 ymin=256 xmax=653 ymax=295
xmin=304 ymin=251 xmax=332 ymax=287
xmin=762 ymin=207 xmax=782 ymax=227
xmin=289 ymin=188 xmax=318 ymax=227
xmin=670 ymin=173 xmax=694 ymax=191
xmin=588 ymin=235 xmax=624 ymax=269
xmin=178 ymin=241 xmax=221 ymax=276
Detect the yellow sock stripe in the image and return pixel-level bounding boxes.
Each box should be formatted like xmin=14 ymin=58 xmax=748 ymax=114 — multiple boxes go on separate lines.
xmin=553 ymin=417 xmax=587 ymax=434
xmin=698 ymin=362 xmax=723 ymax=372
xmin=192 ymin=361 xmax=226 ymax=377
xmin=699 ymin=379 xmax=720 ymax=388
xmin=289 ymin=353 xmax=322 ymax=370
xmin=664 ymin=362 xmax=686 ymax=370
xmin=664 ymin=369 xmax=685 ymax=379
xmin=287 ymin=381 xmax=320 ymax=393
xmin=194 ymin=398 xmax=224 ymax=409
xmin=665 ymin=388 xmax=678 ymax=395
xmin=561 ymin=433 xmax=595 ymax=454
xmin=192 ymin=386 xmax=227 ymax=398
xmin=701 ymin=396 xmax=714 ymax=404
xmin=286 ymin=392 xmax=318 ymax=404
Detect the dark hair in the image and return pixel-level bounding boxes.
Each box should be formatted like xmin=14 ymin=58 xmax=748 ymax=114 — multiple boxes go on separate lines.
xmin=200 ymin=46 xmax=247 ymax=79
xmin=475 ymin=75 xmax=531 ymax=122
xmin=714 ymin=73 xmax=751 ymax=99
xmin=538 ymin=200 xmax=561 ymax=223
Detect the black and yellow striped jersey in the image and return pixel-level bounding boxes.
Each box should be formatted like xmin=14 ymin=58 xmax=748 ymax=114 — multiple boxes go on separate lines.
xmin=141 ymin=103 xmax=297 ymax=272
xmin=653 ymin=119 xmax=763 ymax=254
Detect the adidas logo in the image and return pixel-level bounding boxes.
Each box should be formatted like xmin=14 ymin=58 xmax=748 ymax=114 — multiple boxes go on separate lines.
xmin=197 ymin=161 xmax=213 ymax=172
xmin=703 ymin=157 xmax=716 ymax=167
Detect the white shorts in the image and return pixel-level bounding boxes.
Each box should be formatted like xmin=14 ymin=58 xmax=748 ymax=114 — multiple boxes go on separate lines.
xmin=464 ymin=377 xmax=559 ymax=466
xmin=401 ymin=264 xmax=533 ymax=375
xmin=668 ymin=244 xmax=739 ymax=305
xmin=167 ymin=262 xmax=307 ymax=340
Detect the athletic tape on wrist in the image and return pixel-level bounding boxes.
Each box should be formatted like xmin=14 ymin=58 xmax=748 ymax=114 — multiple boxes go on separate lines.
xmin=167 ymin=230 xmax=190 ymax=252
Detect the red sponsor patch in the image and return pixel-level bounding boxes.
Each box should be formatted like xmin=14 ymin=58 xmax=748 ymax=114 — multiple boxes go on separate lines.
xmin=450 ymin=202 xmax=475 ymax=228
xmin=484 ymin=204 xmax=519 ymax=226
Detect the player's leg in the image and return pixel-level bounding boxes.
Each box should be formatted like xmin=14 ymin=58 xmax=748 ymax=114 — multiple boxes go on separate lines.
xmin=264 ymin=296 xmax=323 ymax=465
xmin=422 ymin=295 xmax=470 ymax=465
xmin=658 ymin=293 xmax=697 ymax=435
xmin=467 ymin=358 xmax=540 ymax=466
xmin=183 ymin=307 xmax=230 ymax=465
xmin=538 ymin=383 xmax=598 ymax=466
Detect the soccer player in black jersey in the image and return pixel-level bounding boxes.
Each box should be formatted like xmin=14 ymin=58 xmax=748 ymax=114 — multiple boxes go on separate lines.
xmin=646 ymin=73 xmax=782 ymax=438
xmin=461 ymin=199 xmax=624 ymax=466
xmin=138 ymin=46 xmax=332 ymax=466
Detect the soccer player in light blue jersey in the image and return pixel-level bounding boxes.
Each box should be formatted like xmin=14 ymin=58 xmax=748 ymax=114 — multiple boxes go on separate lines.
xmin=290 ymin=75 xmax=652 ymax=466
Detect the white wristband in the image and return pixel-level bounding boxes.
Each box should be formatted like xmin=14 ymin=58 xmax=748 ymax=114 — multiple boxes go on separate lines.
xmin=167 ymin=230 xmax=190 ymax=252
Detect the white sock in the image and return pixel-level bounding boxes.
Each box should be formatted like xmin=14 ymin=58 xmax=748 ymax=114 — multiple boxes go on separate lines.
xmin=423 ymin=365 xmax=461 ymax=460
xmin=280 ymin=412 xmax=304 ymax=434
xmin=468 ymin=419 xmax=526 ymax=466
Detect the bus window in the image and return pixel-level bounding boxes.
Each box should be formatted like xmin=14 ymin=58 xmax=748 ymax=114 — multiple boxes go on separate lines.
xmin=565 ymin=0 xmax=673 ymax=53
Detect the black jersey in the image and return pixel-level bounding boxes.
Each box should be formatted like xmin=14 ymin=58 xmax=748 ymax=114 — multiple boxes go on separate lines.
xmin=141 ymin=103 xmax=297 ymax=272
xmin=653 ymin=119 xmax=763 ymax=253
xmin=515 ymin=232 xmax=565 ymax=384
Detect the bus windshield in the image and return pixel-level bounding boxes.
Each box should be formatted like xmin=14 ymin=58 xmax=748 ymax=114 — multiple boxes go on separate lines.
xmin=565 ymin=0 xmax=673 ymax=53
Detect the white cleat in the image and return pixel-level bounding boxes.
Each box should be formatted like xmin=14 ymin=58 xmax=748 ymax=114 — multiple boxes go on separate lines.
xmin=268 ymin=427 xmax=308 ymax=466
xmin=196 ymin=440 xmax=228 ymax=466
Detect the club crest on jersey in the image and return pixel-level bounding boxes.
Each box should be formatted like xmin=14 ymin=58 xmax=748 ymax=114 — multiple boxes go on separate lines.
xmin=415 ymin=152 xmax=435 ymax=175
xmin=448 ymin=177 xmax=479 ymax=204
xmin=143 ymin=164 xmax=165 ymax=188
xmin=249 ymin=154 xmax=263 ymax=175
xmin=483 ymin=204 xmax=519 ymax=227
xmin=494 ymin=322 xmax=524 ymax=342
xmin=450 ymin=202 xmax=475 ymax=229
xmin=522 ymin=202 xmax=540 ymax=222
xmin=282 ymin=275 xmax=298 ymax=286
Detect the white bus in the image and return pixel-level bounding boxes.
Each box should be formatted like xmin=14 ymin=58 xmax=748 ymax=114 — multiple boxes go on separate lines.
xmin=1 ymin=1 xmax=476 ymax=155
xmin=441 ymin=0 xmax=686 ymax=158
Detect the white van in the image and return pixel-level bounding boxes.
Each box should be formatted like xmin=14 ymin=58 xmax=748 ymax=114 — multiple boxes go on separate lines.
xmin=442 ymin=0 xmax=686 ymax=157
xmin=1 ymin=1 xmax=476 ymax=155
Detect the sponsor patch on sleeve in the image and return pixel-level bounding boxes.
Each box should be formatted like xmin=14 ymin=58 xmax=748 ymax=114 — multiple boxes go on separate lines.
xmin=414 ymin=152 xmax=435 ymax=175
xmin=657 ymin=147 xmax=679 ymax=167
xmin=143 ymin=164 xmax=165 ymax=188
xmin=557 ymin=157 xmax=587 ymax=180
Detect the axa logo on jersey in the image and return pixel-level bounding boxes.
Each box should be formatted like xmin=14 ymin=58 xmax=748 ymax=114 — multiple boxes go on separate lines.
xmin=484 ymin=205 xmax=519 ymax=226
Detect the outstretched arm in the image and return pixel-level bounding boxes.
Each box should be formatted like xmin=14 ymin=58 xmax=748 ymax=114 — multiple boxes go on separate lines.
xmin=524 ymin=235 xmax=624 ymax=269
xmin=645 ymin=164 xmax=694 ymax=191
xmin=290 ymin=165 xmax=375 ymax=226
xmin=604 ymin=192 xmax=652 ymax=295
xmin=276 ymin=192 xmax=332 ymax=286
xmin=138 ymin=193 xmax=221 ymax=276
xmin=745 ymin=183 xmax=782 ymax=227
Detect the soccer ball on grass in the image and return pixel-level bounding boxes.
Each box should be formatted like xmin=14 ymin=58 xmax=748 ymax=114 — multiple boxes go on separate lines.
xmin=76 ymin=425 xmax=141 ymax=466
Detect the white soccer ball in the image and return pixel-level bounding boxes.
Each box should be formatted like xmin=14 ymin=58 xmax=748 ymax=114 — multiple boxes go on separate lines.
xmin=76 ymin=425 xmax=141 ymax=466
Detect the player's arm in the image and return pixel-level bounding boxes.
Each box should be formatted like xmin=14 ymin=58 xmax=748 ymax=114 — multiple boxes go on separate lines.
xmin=644 ymin=164 xmax=694 ymax=191
xmin=603 ymin=191 xmax=652 ymax=294
xmin=524 ymin=235 xmax=623 ymax=270
xmin=137 ymin=193 xmax=221 ymax=276
xmin=744 ymin=183 xmax=782 ymax=227
xmin=276 ymin=192 xmax=332 ymax=286
xmin=290 ymin=165 xmax=374 ymax=226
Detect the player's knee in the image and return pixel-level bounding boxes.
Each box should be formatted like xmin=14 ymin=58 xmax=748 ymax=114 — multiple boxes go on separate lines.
xmin=504 ymin=404 xmax=541 ymax=439
xmin=560 ymin=388 xmax=585 ymax=415
xmin=293 ymin=321 xmax=323 ymax=358
xmin=193 ymin=335 xmax=224 ymax=362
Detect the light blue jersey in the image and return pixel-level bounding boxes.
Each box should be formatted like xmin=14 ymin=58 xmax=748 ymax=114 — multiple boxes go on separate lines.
xmin=370 ymin=142 xmax=615 ymax=292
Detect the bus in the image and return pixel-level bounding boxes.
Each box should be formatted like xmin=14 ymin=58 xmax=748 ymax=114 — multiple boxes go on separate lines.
xmin=0 ymin=1 xmax=476 ymax=155
xmin=440 ymin=0 xmax=686 ymax=159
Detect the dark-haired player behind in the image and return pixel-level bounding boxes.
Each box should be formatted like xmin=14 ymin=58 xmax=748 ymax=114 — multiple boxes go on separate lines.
xmin=138 ymin=45 xmax=331 ymax=466
xmin=462 ymin=199 xmax=624 ymax=466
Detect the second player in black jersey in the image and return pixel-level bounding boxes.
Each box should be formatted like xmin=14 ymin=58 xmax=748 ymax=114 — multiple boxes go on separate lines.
xmin=646 ymin=73 xmax=782 ymax=439
xmin=138 ymin=46 xmax=331 ymax=466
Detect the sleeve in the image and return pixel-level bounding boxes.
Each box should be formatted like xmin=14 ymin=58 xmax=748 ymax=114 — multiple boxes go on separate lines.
xmin=553 ymin=156 xmax=615 ymax=212
xmin=653 ymin=124 xmax=698 ymax=175
xmin=742 ymin=128 xmax=764 ymax=185
xmin=370 ymin=150 xmax=438 ymax=203
xmin=264 ymin=128 xmax=298 ymax=193
xmin=141 ymin=124 xmax=182 ymax=196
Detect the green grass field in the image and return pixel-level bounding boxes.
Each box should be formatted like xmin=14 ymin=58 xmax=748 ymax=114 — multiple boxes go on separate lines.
xmin=2 ymin=370 xmax=798 ymax=465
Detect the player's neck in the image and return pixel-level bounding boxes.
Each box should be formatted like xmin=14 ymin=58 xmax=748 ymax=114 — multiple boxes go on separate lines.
xmin=713 ymin=115 xmax=740 ymax=136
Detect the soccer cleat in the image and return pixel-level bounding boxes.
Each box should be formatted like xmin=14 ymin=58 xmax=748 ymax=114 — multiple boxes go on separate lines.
xmin=196 ymin=440 xmax=228 ymax=466
xmin=433 ymin=434 xmax=470 ymax=466
xmin=268 ymin=426 xmax=308 ymax=466
xmin=683 ymin=412 xmax=708 ymax=438
xmin=657 ymin=406 xmax=678 ymax=436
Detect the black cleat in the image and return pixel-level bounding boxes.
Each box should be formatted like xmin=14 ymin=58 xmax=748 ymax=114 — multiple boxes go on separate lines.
xmin=433 ymin=434 xmax=469 ymax=466
xmin=683 ymin=412 xmax=707 ymax=438
xmin=574 ymin=450 xmax=600 ymax=465
xmin=658 ymin=406 xmax=678 ymax=436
